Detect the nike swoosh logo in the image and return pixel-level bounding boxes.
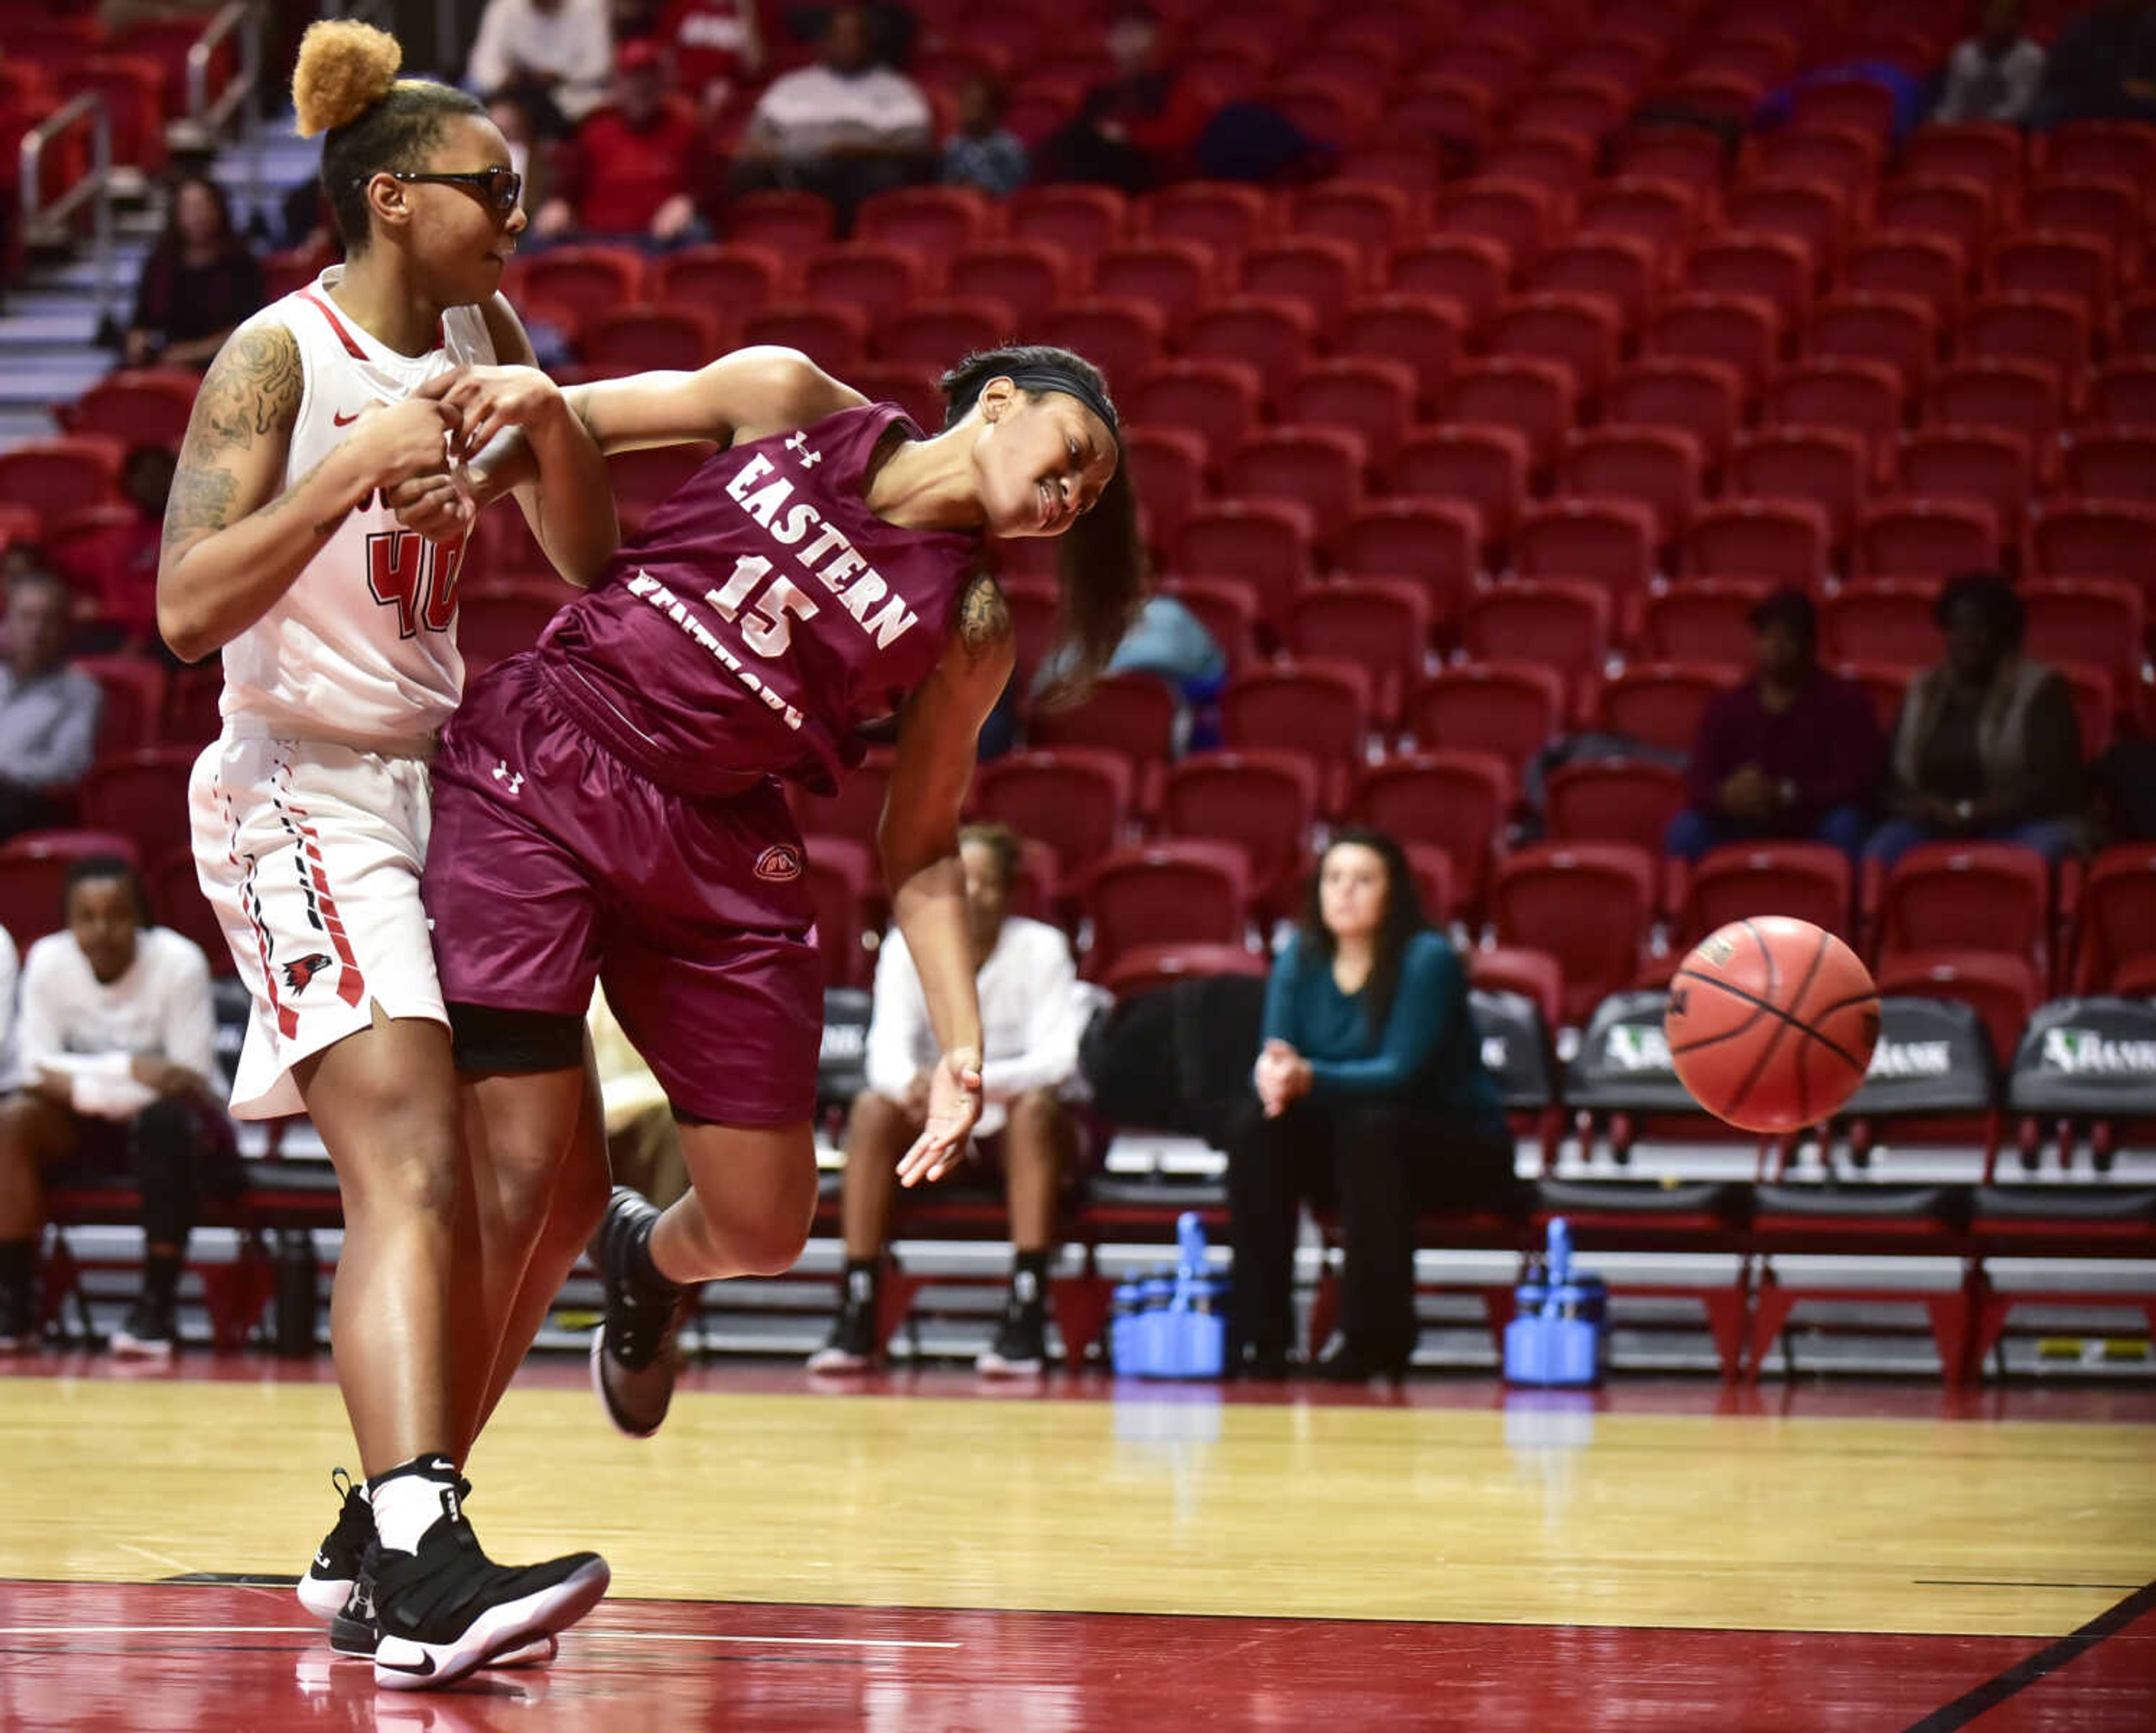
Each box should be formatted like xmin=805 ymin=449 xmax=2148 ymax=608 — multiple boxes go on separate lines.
xmin=377 ymin=1652 xmax=436 ymax=1676
xmin=313 ymin=1552 xmax=332 ymax=1570
xmin=332 ymin=409 xmax=360 ymax=426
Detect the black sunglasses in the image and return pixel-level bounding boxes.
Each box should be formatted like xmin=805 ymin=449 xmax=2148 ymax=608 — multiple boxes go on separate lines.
xmin=364 ymin=167 xmax=523 ymax=213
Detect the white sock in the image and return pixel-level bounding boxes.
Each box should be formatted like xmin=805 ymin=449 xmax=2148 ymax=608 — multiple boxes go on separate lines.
xmin=369 ymin=1456 xmax=460 ymax=1555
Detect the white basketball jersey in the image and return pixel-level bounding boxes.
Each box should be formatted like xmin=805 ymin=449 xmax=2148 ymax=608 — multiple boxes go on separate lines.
xmin=217 ymin=267 xmax=498 ymax=751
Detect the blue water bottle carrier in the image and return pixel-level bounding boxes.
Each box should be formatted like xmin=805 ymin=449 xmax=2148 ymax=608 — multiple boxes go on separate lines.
xmin=1109 ymin=1212 xmax=1228 ymax=1378
xmin=1503 ymin=1216 xmax=1607 ymax=1387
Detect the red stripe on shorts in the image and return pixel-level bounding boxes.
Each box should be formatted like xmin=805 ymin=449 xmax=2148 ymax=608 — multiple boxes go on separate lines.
xmin=224 ymin=787 xmax=295 ymax=1040
xmin=288 ymin=814 xmax=367 ymax=1010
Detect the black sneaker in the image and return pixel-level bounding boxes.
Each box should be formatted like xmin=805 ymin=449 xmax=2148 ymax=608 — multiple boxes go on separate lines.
xmin=332 ymin=1567 xmax=558 ymax=1670
xmin=589 ymin=1188 xmax=693 ymax=1439
xmin=976 ymin=1273 xmax=1048 ymax=1378
xmin=299 ymin=1468 xmax=374 ymax=1621
xmin=806 ymin=1266 xmax=881 ymax=1372
xmin=368 ymin=1513 xmax=608 ymax=1690
xmin=109 ymin=1295 xmax=177 ymax=1360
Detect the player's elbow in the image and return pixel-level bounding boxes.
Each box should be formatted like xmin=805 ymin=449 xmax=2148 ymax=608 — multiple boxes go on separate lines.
xmin=156 ymin=587 xmax=216 ymax=664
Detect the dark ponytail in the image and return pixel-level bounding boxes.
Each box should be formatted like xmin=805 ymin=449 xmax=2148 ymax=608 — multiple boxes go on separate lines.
xmin=939 ymin=344 xmax=1149 ymax=708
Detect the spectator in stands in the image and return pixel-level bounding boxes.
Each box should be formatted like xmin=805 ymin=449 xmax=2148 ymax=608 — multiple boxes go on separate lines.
xmin=0 ymin=924 xmax=17 ymax=1086
xmin=730 ymin=3 xmax=933 ymax=231
xmin=1665 ymin=590 xmax=1880 ymax=863
xmin=810 ymin=822 xmax=1094 ymax=1378
xmin=942 ymin=75 xmax=1029 ymax=198
xmin=2029 ymin=0 xmax=2156 ymax=127
xmin=53 ymin=446 xmax=172 ymax=654
xmin=1934 ymin=0 xmax=2047 ymax=123
xmin=1866 ymin=572 xmax=2089 ymax=869
xmin=654 ymin=0 xmax=768 ymax=119
xmin=0 ymin=568 xmax=102 ymax=842
xmin=1228 ymin=829 xmax=1513 ymax=1384
xmin=533 ymin=39 xmax=709 ymax=245
xmin=1040 ymin=2 xmax=1209 ymax=193
xmin=121 ymin=174 xmax=264 ymax=371
xmin=0 ymin=856 xmax=232 ymax=1358
xmin=467 ymin=0 xmax=614 ymax=127
xmin=488 ymin=88 xmax=554 ymax=215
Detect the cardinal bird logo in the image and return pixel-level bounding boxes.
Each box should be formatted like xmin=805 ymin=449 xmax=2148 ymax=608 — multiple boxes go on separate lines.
xmin=282 ymin=952 xmax=335 ymax=994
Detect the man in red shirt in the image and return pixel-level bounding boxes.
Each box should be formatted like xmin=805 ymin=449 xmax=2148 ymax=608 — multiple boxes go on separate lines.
xmin=533 ymin=39 xmax=708 ymax=245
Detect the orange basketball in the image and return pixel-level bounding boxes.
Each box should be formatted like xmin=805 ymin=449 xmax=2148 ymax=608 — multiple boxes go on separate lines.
xmin=1664 ymin=915 xmax=1880 ymax=1133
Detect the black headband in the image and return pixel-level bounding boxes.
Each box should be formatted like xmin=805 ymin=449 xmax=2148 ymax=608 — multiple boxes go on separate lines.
xmin=1003 ymin=365 xmax=1120 ymax=441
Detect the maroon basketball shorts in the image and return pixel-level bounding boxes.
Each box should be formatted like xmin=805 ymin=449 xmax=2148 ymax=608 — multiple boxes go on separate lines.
xmin=423 ymin=655 xmax=823 ymax=1128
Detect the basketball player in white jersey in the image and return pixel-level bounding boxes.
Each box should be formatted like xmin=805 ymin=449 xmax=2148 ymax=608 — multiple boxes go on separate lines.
xmin=158 ymin=22 xmax=616 ymax=1689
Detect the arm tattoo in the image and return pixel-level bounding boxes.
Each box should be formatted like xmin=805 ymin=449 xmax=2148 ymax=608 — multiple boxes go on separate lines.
xmin=957 ymin=573 xmax=1012 ymax=662
xmin=162 ymin=323 xmax=302 ymax=551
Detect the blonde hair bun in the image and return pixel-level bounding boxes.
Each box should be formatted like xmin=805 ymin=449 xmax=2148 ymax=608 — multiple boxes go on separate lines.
xmin=292 ymin=20 xmax=403 ymax=139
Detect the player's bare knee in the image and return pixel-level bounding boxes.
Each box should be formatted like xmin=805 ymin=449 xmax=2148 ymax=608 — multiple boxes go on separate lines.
xmin=1008 ymin=1089 xmax=1063 ymax=1144
xmin=335 ymin=1109 xmax=463 ymax=1224
xmin=732 ymin=1206 xmax=811 ymax=1278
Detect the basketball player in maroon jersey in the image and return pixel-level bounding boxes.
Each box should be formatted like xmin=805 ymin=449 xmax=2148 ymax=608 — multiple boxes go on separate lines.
xmin=393 ymin=342 xmax=1139 ymax=1439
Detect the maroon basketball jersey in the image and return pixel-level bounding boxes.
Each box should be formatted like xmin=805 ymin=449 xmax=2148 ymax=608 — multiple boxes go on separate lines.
xmin=536 ymin=403 xmax=979 ymax=796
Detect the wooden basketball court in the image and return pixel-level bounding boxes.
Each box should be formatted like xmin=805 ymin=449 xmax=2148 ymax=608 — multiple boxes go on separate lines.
xmin=1 ymin=1358 xmax=2151 ymax=1729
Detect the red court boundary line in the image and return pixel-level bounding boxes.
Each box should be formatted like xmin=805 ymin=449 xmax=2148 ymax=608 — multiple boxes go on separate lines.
xmin=1901 ymin=1578 xmax=2156 ymax=1731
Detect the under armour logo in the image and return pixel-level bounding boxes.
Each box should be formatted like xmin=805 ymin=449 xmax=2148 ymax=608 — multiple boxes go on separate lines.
xmin=492 ymin=761 xmax=524 ymax=795
xmin=784 ymin=431 xmax=823 ymax=468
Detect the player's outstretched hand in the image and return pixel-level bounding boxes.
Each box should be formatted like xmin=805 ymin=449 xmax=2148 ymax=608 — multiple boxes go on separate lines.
xmin=896 ymin=1047 xmax=984 ymax=1188
xmin=347 ymin=395 xmax=461 ymax=494
xmin=385 ymin=469 xmax=476 ymax=544
xmin=418 ymin=363 xmax=570 ymax=464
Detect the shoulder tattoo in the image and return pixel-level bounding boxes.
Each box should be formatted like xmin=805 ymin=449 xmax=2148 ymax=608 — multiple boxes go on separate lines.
xmin=957 ymin=572 xmax=1012 ymax=662
xmin=162 ymin=323 xmax=302 ymax=550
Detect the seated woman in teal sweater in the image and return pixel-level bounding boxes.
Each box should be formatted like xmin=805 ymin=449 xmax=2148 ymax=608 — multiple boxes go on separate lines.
xmin=1231 ymin=827 xmax=1514 ymax=1382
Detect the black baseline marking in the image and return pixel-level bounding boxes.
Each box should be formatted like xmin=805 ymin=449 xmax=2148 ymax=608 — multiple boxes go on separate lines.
xmin=1900 ymin=1576 xmax=2156 ymax=1732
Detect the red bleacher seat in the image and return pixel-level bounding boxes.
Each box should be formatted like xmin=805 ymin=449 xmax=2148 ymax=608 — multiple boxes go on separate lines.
xmin=1853 ymin=499 xmax=2000 ymax=580
xmin=1090 ymin=240 xmax=1217 ymax=338
xmin=1642 ymin=293 xmax=1780 ymax=396
xmin=802 ymin=243 xmax=928 ymax=321
xmin=1181 ymin=295 xmax=1318 ymax=380
xmin=1989 ymin=235 xmax=2114 ymax=327
xmin=1158 ymin=750 xmax=1321 ymax=916
xmin=1436 ymin=177 xmax=1561 ymax=273
xmin=1239 ymin=236 xmax=1365 ymax=325
xmin=1682 ymin=500 xmax=1833 ymax=587
xmin=1593 ymin=663 xmax=1739 ymax=754
xmin=2029 ymin=502 xmax=2156 ymax=601
xmin=2063 ymin=432 xmax=2156 ymax=508
xmin=790 ymin=747 xmax=895 ymax=847
xmin=2035 ymin=120 xmax=2156 ymax=184
xmin=76 ymin=747 xmax=193 ymax=870
xmin=1901 ymin=121 xmax=2022 ymax=195
xmin=60 ymin=368 xmax=197 ymax=445
xmin=1959 ymin=294 xmax=2091 ymax=385
xmin=1805 ymin=293 xmax=1939 ymax=395
xmin=1482 ymin=132 xmax=1598 ymax=203
xmin=0 ymin=435 xmax=124 ymax=527
xmin=1386 ymin=426 xmax=1527 ymax=550
xmin=581 ymin=303 xmax=722 ymax=371
xmin=1490 ymin=842 xmax=1656 ymax=1025
xmin=1469 ymin=941 xmax=1566 ymax=1032
xmin=1747 ymin=122 xmax=1884 ymax=202
xmin=876 ymin=298 xmax=1013 ymax=370
xmin=1169 ymin=500 xmax=1316 ymax=628
xmin=2020 ymin=175 xmax=2141 ymax=255
xmin=1081 ymin=841 xmax=1251 ymax=982
xmin=1334 ymin=500 xmax=1479 ymax=635
xmin=0 ymin=830 xmax=141 ymax=948
xmin=1790 ymin=76 xmax=1904 ymax=142
xmin=1158 ymin=576 xmax=1260 ymax=674
xmin=1678 ymin=842 xmax=1856 ymax=948
xmin=2084 ymin=360 xmax=2156 ymax=429
xmin=1404 ymin=661 xmax=1565 ymax=772
xmin=2072 ymin=845 xmax=2156 ymax=996
xmin=1686 ymin=234 xmax=1812 ymax=330
xmin=1729 ymin=426 xmax=1871 ymax=546
xmin=1511 ymin=499 xmax=1657 ymax=608
xmin=854 ymin=184 xmax=992 ymax=255
xmin=1100 ymin=942 xmax=1272 ymax=1000
xmin=459 ymin=582 xmax=566 ymax=675
xmin=2023 ymin=578 xmax=2147 ymax=699
xmin=1878 ymin=841 xmax=2054 ymax=981
xmin=1577 ymin=176 xmax=1700 ymax=258
xmin=1349 ymin=750 xmax=1512 ymax=918
xmin=1639 ymin=581 xmax=1773 ymax=665
xmin=1126 ymin=359 xmax=1262 ymax=468
xmin=1842 ymin=233 xmax=1966 ymax=327
xmin=1458 ymin=580 xmax=1612 ymax=691
xmin=1230 ymin=427 xmax=1368 ymax=549
xmin=945 ymin=240 xmax=1072 ymax=326
xmin=1874 ymin=950 xmax=2043 ymax=1071
xmin=1543 ymin=758 xmax=1689 ymax=859
xmin=1483 ymin=293 xmax=1624 ymax=396
xmin=1218 ymin=661 xmax=1372 ymax=795
xmin=724 ymin=190 xmax=837 ymax=250
xmin=1819 ymin=578 xmax=1943 ymax=669
xmin=514 ymin=245 xmax=646 ymax=334
xmin=1026 ymin=671 xmax=1177 ymax=780
xmin=1605 ymin=127 xmax=1728 ymax=195
xmin=1600 ymin=358 xmax=1744 ymax=467
xmin=1529 ymin=234 xmax=1659 ymax=330
xmin=1332 ymin=295 xmax=1466 ymax=408
xmin=1897 ymin=428 xmax=2035 ymax=535
xmin=971 ymin=748 xmax=1131 ymax=881
xmin=1278 ymin=359 xmax=1416 ymax=468
xmin=650 ymin=244 xmax=786 ymax=323
xmin=1139 ymin=181 xmax=1275 ymax=259
xmin=850 ymin=363 xmax=944 ymax=436
xmin=1763 ymin=358 xmax=1906 ymax=471
xmin=1872 ymin=174 xmax=1991 ymax=260
xmin=1283 ymin=580 xmax=1432 ymax=724
xmin=1123 ymin=426 xmax=1207 ymax=548
xmin=1386 ymin=235 xmax=1512 ymax=325
xmin=148 ymin=849 xmax=231 ymax=977
xmin=1437 ymin=359 xmax=1577 ymax=467
xmin=1558 ymin=427 xmax=1702 ymax=542
xmin=1007 ymin=184 xmax=1130 ymax=256
xmin=1384 ymin=72 xmax=1499 ymax=153
xmin=1720 ymin=177 xmax=1849 ymax=276
xmin=73 ymin=654 xmax=167 ymax=757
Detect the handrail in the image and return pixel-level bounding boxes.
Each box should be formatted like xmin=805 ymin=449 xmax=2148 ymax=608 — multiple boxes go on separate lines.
xmin=19 ymin=92 xmax=114 ymax=321
xmin=189 ymin=3 xmax=263 ymax=224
